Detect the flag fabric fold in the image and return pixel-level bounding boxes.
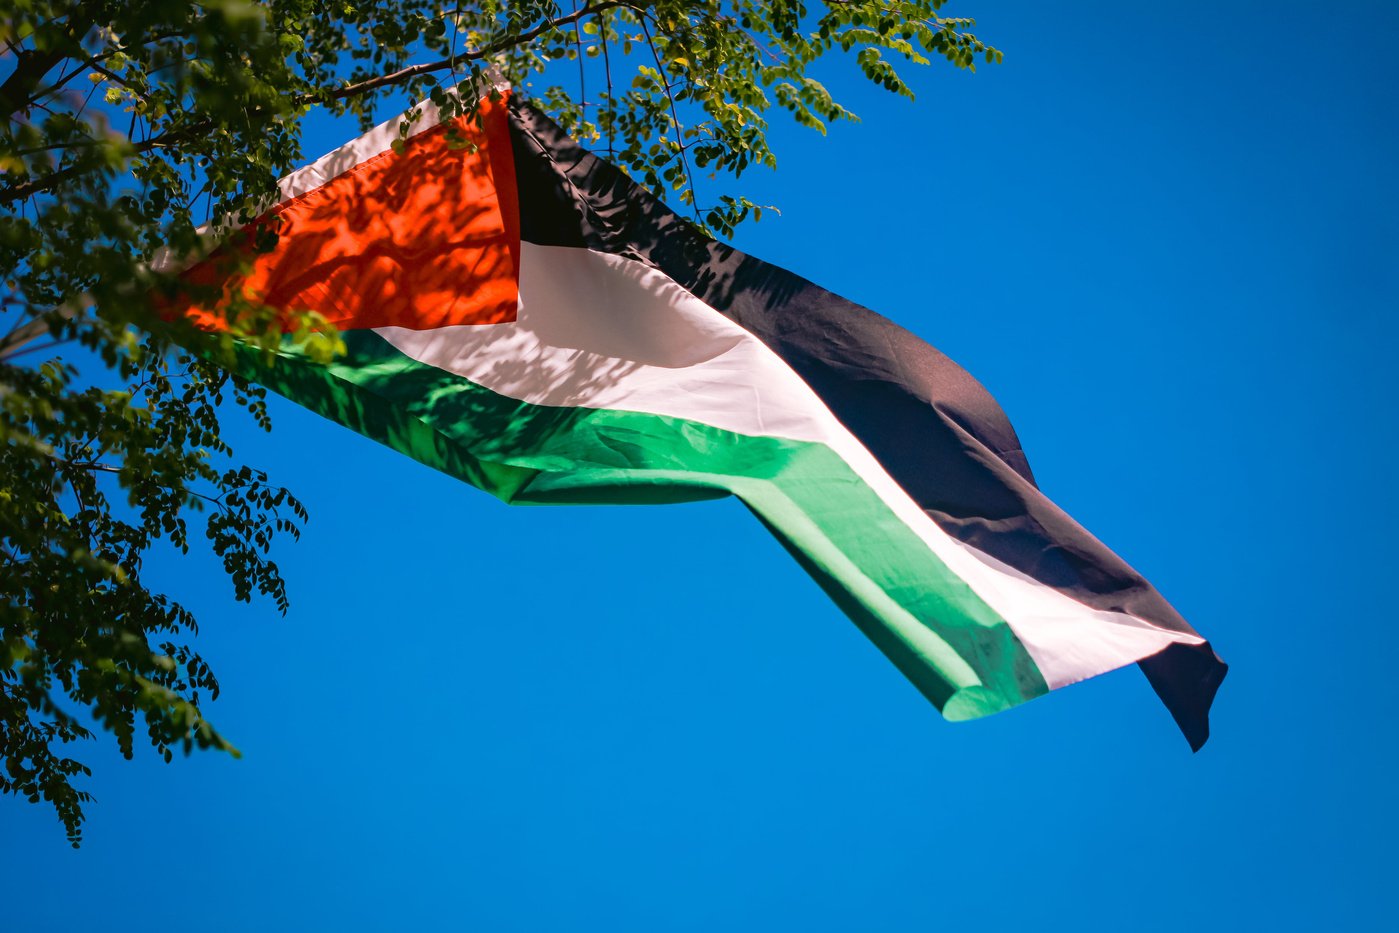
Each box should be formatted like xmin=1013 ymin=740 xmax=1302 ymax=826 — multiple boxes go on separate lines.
xmin=180 ymin=89 xmax=1225 ymax=747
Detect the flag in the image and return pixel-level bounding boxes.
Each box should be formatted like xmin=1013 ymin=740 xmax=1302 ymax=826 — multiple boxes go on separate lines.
xmin=178 ymin=89 xmax=1225 ymax=748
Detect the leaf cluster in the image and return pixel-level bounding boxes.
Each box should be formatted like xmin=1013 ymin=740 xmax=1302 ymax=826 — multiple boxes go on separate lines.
xmin=495 ymin=1 xmax=998 ymax=235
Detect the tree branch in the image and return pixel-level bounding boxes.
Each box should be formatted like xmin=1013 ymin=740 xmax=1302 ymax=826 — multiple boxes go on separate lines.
xmin=0 ymin=4 xmax=95 ymax=114
xmin=312 ymin=0 xmax=625 ymax=104
xmin=0 ymin=304 xmax=82 ymax=360
xmin=0 ymin=1 xmax=629 ymax=207
xmin=0 ymin=47 xmax=68 ymax=114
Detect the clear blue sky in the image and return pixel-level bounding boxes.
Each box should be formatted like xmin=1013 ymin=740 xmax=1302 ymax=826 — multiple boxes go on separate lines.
xmin=5 ymin=3 xmax=1398 ymax=930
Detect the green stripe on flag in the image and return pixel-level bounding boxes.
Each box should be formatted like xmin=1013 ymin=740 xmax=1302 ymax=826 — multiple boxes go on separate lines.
xmin=234 ymin=331 xmax=1050 ymax=719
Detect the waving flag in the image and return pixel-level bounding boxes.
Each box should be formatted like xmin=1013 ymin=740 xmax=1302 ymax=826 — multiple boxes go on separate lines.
xmin=178 ymin=89 xmax=1225 ymax=747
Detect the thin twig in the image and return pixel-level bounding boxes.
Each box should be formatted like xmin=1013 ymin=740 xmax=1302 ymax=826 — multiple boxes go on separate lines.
xmin=87 ymin=62 xmax=150 ymax=102
xmin=739 ymin=28 xmax=780 ymax=63
xmin=0 ymin=338 xmax=73 ymax=361
xmin=572 ymin=0 xmax=587 ymax=118
xmin=25 ymin=40 xmax=187 ymax=109
xmin=448 ymin=3 xmax=461 ymax=71
xmin=54 ymin=457 xmax=271 ymax=515
xmin=70 ymin=78 xmax=98 ymax=121
xmin=600 ymin=8 xmax=614 ymax=159
xmin=637 ymin=14 xmax=701 ymax=222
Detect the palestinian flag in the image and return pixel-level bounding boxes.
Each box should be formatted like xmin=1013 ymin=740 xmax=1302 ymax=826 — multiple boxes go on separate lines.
xmin=177 ymin=88 xmax=1226 ymax=748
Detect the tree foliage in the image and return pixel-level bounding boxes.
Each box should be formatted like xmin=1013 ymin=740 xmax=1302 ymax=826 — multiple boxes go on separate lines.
xmin=0 ymin=0 xmax=996 ymax=844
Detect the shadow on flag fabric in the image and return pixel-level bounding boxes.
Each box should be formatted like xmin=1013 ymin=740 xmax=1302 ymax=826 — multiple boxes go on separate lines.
xmin=175 ymin=87 xmax=1226 ymax=749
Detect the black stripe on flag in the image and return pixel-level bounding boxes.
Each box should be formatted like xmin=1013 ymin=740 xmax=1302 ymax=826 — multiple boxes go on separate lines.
xmin=506 ymin=101 xmax=1226 ymax=749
